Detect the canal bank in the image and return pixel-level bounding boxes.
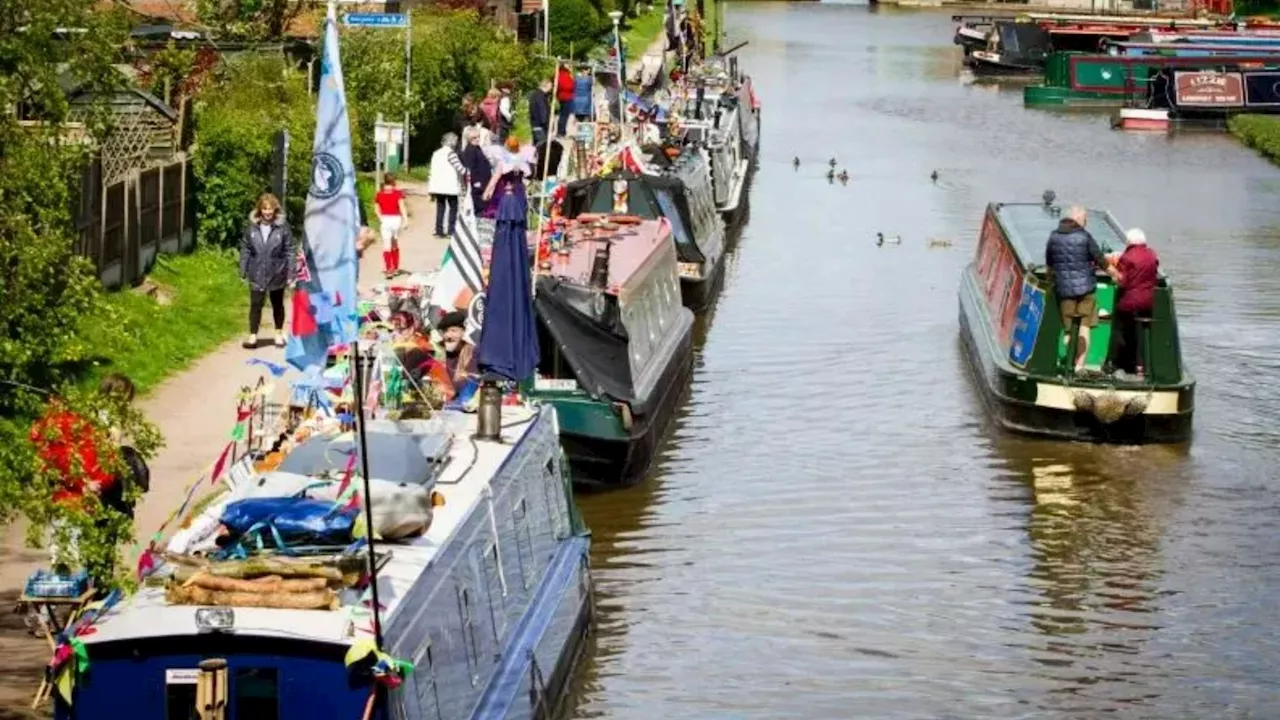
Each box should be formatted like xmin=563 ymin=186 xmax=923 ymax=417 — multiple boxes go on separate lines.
xmin=567 ymin=3 xmax=1280 ymax=719
xmin=1230 ymin=113 xmax=1280 ymax=163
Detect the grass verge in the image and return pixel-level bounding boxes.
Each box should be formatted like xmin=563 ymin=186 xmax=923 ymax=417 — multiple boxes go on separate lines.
xmin=1229 ymin=114 xmax=1280 ymax=165
xmin=80 ymin=248 xmax=249 ymax=395
xmin=623 ymin=5 xmax=666 ymax=54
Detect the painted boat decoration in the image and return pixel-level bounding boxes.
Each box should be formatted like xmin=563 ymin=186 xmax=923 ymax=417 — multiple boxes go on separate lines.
xmin=57 ymin=406 xmax=593 ymax=720
xmin=528 ymin=217 xmax=695 ymax=487
xmin=1024 ymin=51 xmax=1280 ymax=107
xmin=958 ymin=200 xmax=1194 ymax=443
xmin=562 ymin=155 xmax=727 ymax=311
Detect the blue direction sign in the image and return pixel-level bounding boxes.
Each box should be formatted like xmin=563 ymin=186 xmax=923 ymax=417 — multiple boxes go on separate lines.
xmin=343 ymin=12 xmax=408 ymax=28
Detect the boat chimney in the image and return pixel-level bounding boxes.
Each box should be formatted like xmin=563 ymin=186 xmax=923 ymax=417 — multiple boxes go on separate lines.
xmin=475 ymin=381 xmax=503 ymax=442
xmin=590 ymin=240 xmax=612 ymax=289
xmin=694 ymin=87 xmax=705 ymax=119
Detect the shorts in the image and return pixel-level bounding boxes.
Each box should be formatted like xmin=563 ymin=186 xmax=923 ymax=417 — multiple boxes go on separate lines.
xmin=1059 ymin=293 xmax=1098 ymax=329
xmin=378 ymin=215 xmax=402 ymax=250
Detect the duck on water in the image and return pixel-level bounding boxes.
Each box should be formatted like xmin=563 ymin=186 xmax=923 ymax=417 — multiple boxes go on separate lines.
xmin=958 ymin=197 xmax=1194 ymax=443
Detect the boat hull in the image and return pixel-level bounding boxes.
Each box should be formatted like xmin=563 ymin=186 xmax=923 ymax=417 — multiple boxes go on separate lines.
xmin=958 ymin=272 xmax=1193 ymax=444
xmin=1024 ymin=84 xmax=1126 ymax=107
xmin=965 ymin=51 xmax=1043 ymax=76
xmin=555 ymin=327 xmax=694 ymax=489
xmin=680 ymin=255 xmax=727 ymax=311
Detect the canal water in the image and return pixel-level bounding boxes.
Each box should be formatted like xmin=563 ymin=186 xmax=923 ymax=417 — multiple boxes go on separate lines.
xmin=569 ymin=4 xmax=1280 ymax=718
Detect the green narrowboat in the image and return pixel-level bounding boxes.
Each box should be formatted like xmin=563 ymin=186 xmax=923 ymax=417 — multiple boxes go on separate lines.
xmin=1023 ymin=51 xmax=1149 ymax=107
xmin=957 ymin=200 xmax=1195 ymax=443
xmin=526 ymin=217 xmax=694 ymax=488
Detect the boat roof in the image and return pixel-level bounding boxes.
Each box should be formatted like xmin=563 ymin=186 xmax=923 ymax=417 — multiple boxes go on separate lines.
xmin=991 ymin=203 xmax=1126 ymax=266
xmin=539 ymin=218 xmax=673 ymax=297
xmin=84 ymin=406 xmax=544 ymax=649
xmin=1024 ymin=13 xmax=1219 ymax=28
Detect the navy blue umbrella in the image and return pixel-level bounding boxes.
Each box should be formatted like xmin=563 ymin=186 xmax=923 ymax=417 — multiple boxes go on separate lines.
xmin=476 ymin=175 xmax=540 ymax=383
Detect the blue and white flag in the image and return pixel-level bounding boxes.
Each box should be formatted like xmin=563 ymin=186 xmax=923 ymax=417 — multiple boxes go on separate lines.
xmin=287 ymin=6 xmax=359 ymax=376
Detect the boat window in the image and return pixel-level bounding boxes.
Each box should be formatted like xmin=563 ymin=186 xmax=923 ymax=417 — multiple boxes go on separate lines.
xmin=165 ymin=679 xmax=198 ymax=720
xmin=653 ymin=189 xmax=693 ymax=246
xmin=233 ymin=668 xmax=279 ymax=720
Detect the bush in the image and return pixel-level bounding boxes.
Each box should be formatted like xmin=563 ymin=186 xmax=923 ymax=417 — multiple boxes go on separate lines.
xmin=1229 ymin=114 xmax=1280 ymax=165
xmin=191 ymin=55 xmax=315 ymax=248
xmin=549 ymin=0 xmax=611 ymax=60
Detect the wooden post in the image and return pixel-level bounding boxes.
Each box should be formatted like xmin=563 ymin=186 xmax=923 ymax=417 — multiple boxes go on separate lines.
xmin=196 ymin=658 xmax=227 ymax=720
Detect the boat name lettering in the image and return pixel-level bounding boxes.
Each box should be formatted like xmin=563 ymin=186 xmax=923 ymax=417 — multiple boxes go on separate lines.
xmin=1174 ymin=71 xmax=1243 ymax=107
xmin=165 ymin=669 xmax=200 ymax=685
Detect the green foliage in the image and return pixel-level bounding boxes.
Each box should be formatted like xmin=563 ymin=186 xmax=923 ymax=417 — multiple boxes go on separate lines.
xmin=408 ymin=9 xmax=547 ymax=156
xmin=1230 ymin=115 xmax=1280 ymax=164
xmin=622 ymin=5 xmax=667 ymax=57
xmin=343 ymin=27 xmax=411 ymax=170
xmin=357 ymin=175 xmax=380 ymax=230
xmin=549 ymin=0 xmax=611 ymax=60
xmin=191 ymin=55 xmax=314 ymax=248
xmin=195 ymin=0 xmax=305 ymax=41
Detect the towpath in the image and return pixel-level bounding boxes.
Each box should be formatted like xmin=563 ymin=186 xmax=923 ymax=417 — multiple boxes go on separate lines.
xmin=0 ymin=181 xmax=445 ymax=715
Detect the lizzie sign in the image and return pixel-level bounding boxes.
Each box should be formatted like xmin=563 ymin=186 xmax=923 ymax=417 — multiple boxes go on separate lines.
xmin=1174 ymin=71 xmax=1244 ymax=107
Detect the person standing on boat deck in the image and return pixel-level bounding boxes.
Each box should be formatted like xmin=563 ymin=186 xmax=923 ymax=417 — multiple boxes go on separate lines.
xmin=239 ymin=192 xmax=296 ymax=349
xmin=528 ymin=77 xmax=552 ymax=147
xmin=1105 ymin=228 xmax=1160 ymax=380
xmin=1045 ymin=205 xmax=1110 ymax=373
xmin=428 ymin=133 xmax=466 ymax=239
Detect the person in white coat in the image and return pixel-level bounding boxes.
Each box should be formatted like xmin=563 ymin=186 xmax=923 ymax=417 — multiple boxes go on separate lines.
xmin=427 ymin=132 xmax=466 ymax=238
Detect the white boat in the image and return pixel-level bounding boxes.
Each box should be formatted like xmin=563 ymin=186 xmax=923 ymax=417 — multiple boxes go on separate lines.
xmin=1114 ymin=107 xmax=1170 ymax=131
xmin=57 ymin=405 xmax=592 ymax=720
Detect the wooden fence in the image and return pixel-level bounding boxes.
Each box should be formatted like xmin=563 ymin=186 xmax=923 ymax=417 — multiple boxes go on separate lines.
xmin=74 ymin=153 xmax=196 ymax=289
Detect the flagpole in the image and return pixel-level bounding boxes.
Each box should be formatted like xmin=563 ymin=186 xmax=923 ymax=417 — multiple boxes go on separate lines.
xmin=350 ymin=339 xmax=384 ymax=648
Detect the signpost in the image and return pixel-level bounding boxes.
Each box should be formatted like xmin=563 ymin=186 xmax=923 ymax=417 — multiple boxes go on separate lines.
xmin=343 ymin=12 xmax=413 ymax=171
xmin=374 ymin=115 xmax=406 ymax=188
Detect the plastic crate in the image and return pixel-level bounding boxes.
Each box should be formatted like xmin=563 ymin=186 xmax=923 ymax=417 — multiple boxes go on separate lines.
xmin=24 ymin=569 xmax=90 ymax=599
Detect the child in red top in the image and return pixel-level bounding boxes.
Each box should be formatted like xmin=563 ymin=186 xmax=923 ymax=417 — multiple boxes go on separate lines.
xmin=374 ymin=175 xmax=409 ymax=279
xmin=31 ymin=405 xmax=118 ymax=509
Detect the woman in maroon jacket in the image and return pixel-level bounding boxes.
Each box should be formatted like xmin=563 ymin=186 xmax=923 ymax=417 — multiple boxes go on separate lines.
xmin=1106 ymin=228 xmax=1161 ymax=379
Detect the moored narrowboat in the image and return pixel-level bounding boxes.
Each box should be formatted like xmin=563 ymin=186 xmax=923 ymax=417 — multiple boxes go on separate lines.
xmin=56 ymin=406 xmax=592 ymax=720
xmin=964 ymin=21 xmax=1052 ymax=76
xmin=527 ymin=217 xmax=694 ymax=488
xmin=958 ymin=200 xmax=1194 ymax=443
xmin=562 ymin=157 xmax=726 ymax=311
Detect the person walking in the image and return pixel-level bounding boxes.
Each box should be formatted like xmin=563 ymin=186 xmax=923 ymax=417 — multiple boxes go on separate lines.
xmin=460 ymin=126 xmax=493 ymax=218
xmin=556 ymin=63 xmax=577 ymax=135
xmin=374 ymin=174 xmax=410 ymax=279
xmin=428 ymin=133 xmax=466 ymax=238
xmin=528 ymin=78 xmax=552 ymax=147
xmin=239 ymin=192 xmax=296 ymax=349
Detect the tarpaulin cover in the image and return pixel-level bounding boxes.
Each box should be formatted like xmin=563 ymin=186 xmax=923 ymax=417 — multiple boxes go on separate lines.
xmin=535 ymin=275 xmax=657 ymax=416
xmin=996 ymin=21 xmax=1051 ymax=63
xmin=564 ymin=173 xmax=706 ymax=265
xmin=220 ymin=497 xmax=357 ymax=548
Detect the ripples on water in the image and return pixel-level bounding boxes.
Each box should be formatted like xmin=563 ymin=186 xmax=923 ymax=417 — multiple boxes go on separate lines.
xmin=569 ymin=4 xmax=1280 ymax=718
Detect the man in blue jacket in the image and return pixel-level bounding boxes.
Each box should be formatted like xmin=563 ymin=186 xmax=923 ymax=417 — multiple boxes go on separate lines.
xmin=1045 ymin=205 xmax=1114 ymax=373
xmin=527 ymin=77 xmax=552 ymax=146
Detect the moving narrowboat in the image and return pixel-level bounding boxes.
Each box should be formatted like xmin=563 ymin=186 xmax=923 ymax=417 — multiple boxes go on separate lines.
xmin=958 ymin=199 xmax=1194 ymax=443
xmin=562 ymin=155 xmax=727 ymax=311
xmin=528 ymin=217 xmax=695 ymax=488
xmin=58 ymin=406 xmax=593 ymax=720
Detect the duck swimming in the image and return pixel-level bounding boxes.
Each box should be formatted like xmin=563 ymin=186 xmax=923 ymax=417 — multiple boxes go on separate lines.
xmin=828 ymin=157 xmax=837 ymax=168
xmin=793 ymin=156 xmax=800 ymax=169
xmin=837 ymin=170 xmax=849 ymax=184
xmin=876 ymin=232 xmax=901 ymax=246
xmin=826 ymin=168 xmax=835 ymax=182
xmin=930 ymin=170 xmax=939 ymax=182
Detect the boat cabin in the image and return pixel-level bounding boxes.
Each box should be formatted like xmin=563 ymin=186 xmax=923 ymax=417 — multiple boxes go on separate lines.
xmin=561 ymin=154 xmax=725 ymax=297
xmin=970 ymin=202 xmax=1186 ymax=384
xmin=533 ymin=218 xmax=689 ymax=419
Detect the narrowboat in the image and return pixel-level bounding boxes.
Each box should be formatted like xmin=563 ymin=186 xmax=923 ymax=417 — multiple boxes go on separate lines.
xmin=958 ymin=199 xmax=1194 ymax=443
xmin=528 ymin=217 xmax=695 ymax=488
xmin=953 ymin=15 xmax=1008 ymax=55
xmin=57 ymin=406 xmax=593 ymax=720
xmin=562 ymin=155 xmax=727 ymax=311
xmin=675 ymin=88 xmax=754 ymax=223
xmin=1023 ymin=51 xmax=1280 ymax=107
xmin=964 ymin=21 xmax=1052 ymax=75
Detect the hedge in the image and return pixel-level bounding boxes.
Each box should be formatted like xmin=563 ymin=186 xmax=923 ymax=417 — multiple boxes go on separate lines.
xmin=1229 ymin=114 xmax=1280 ymax=165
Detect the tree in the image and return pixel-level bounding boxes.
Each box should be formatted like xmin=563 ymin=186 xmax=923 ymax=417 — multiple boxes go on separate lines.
xmin=195 ymin=0 xmax=308 ymax=41
xmin=0 ymin=0 xmax=163 ymax=587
